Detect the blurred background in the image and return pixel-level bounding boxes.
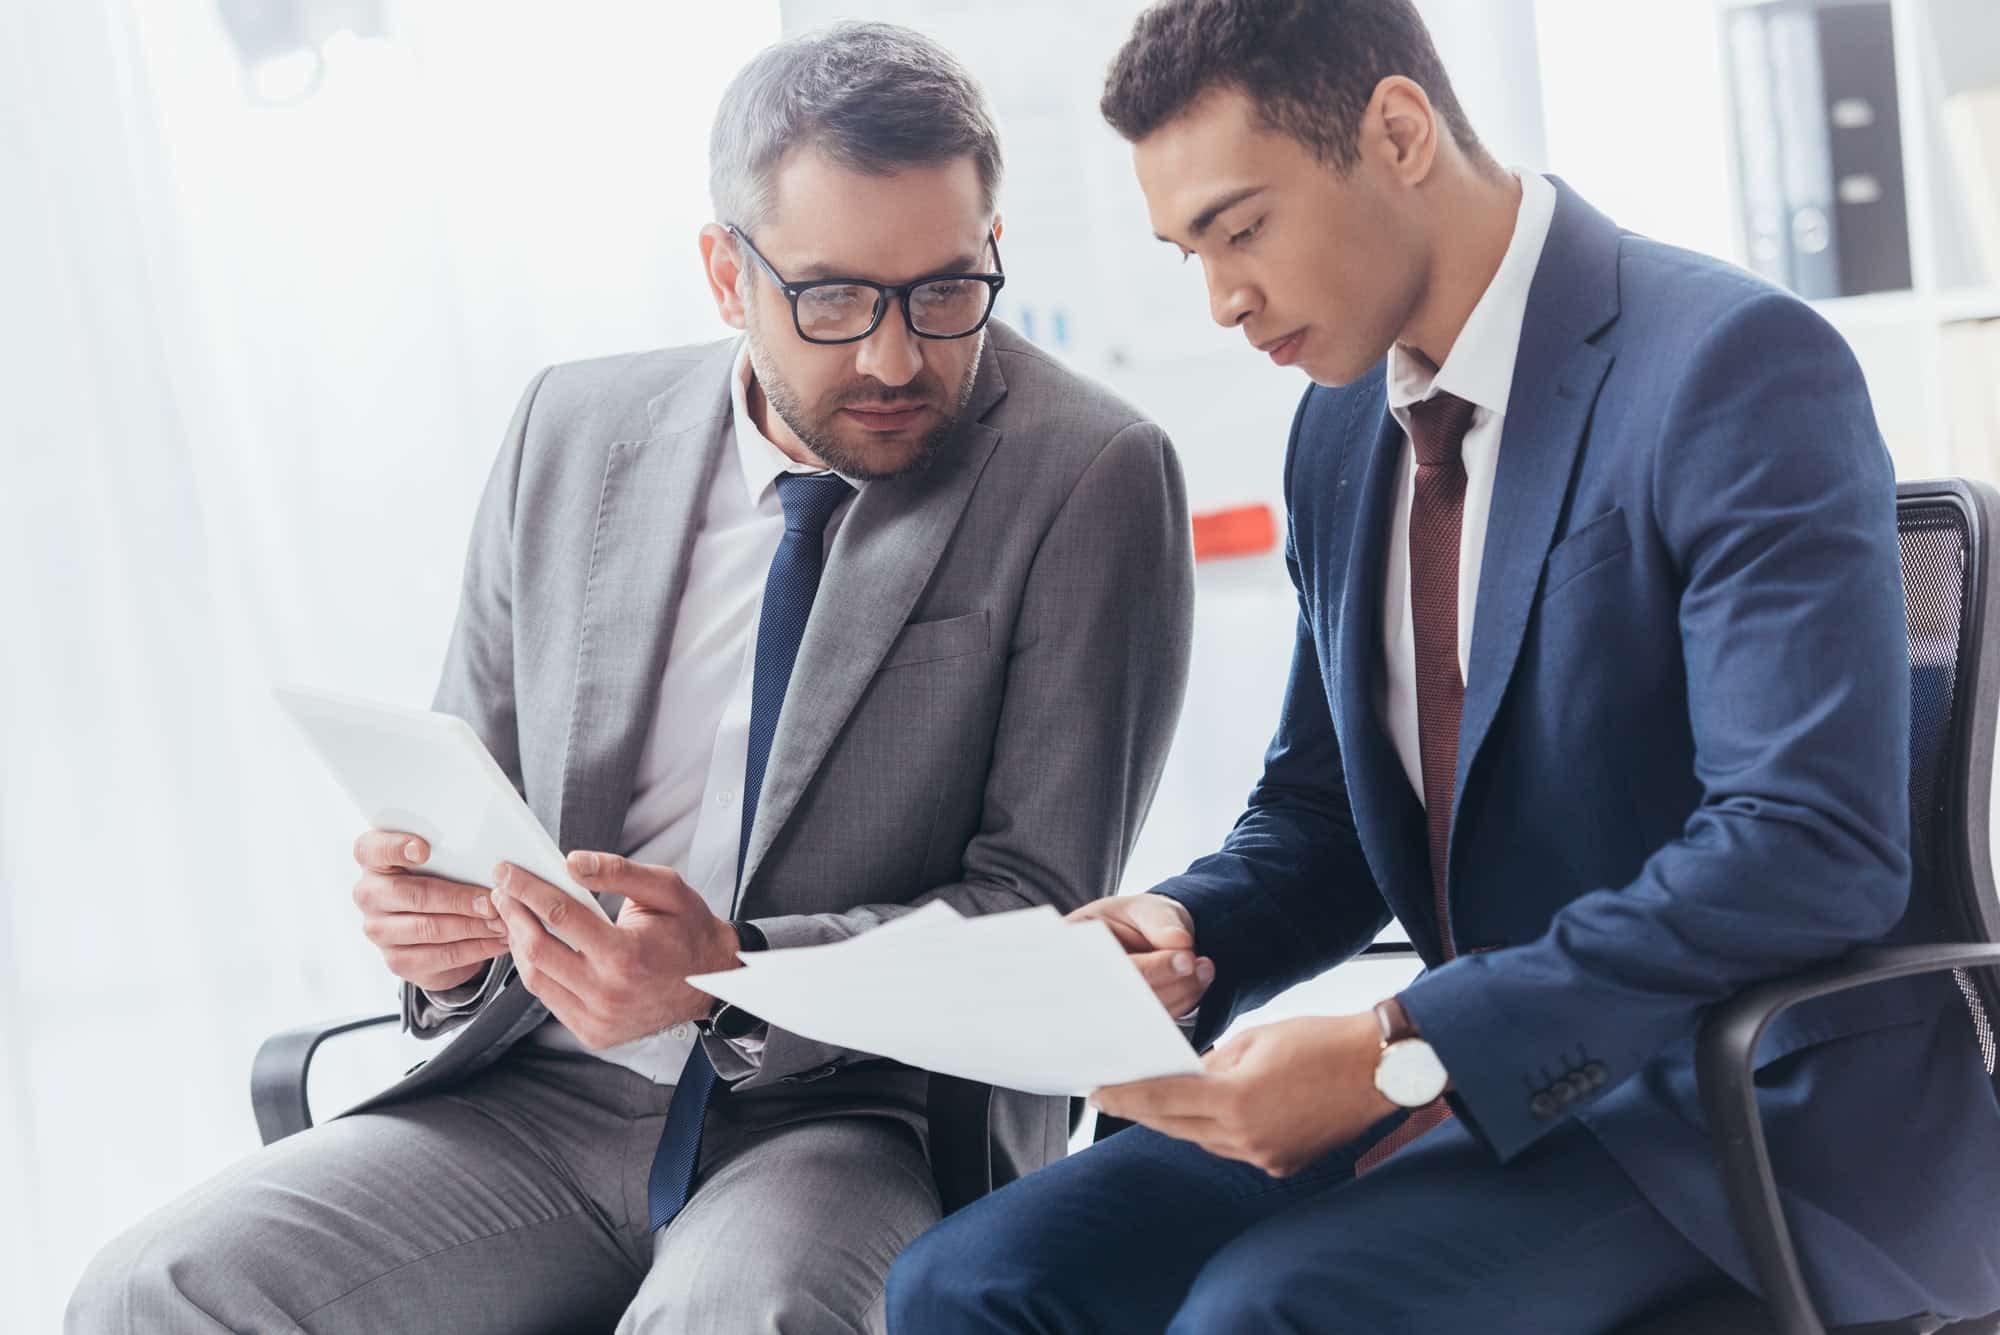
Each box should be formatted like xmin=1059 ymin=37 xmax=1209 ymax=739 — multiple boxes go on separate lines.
xmin=4 ymin=0 xmax=1998 ymax=1327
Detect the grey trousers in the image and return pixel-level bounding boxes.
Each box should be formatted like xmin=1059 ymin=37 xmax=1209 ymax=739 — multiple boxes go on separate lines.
xmin=65 ymin=1044 xmax=941 ymax=1335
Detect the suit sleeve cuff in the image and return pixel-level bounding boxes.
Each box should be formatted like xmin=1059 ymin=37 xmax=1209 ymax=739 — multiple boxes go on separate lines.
xmin=1398 ymin=956 xmax=1562 ymax=1163
xmin=403 ymin=960 xmax=506 ymax=1037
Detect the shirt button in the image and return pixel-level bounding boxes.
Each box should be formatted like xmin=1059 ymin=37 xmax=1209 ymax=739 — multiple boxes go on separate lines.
xmin=669 ymin=1024 xmax=691 ymax=1042
xmin=716 ymin=790 xmax=735 ymax=808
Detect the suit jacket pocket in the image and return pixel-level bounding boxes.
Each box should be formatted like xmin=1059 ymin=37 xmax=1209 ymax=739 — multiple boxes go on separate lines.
xmin=1541 ymin=507 xmax=1631 ymax=600
xmin=881 ymin=610 xmax=990 ymax=670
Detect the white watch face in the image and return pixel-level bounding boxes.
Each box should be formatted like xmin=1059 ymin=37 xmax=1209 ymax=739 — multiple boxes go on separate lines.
xmin=1374 ymin=1038 xmax=1449 ymax=1108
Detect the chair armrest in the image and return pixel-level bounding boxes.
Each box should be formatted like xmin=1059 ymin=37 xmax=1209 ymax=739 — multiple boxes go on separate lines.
xmin=251 ymin=1013 xmax=399 ymax=1147
xmin=1698 ymin=943 xmax=2000 ymax=1335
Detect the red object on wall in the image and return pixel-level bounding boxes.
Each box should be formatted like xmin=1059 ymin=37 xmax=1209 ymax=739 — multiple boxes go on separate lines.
xmin=1192 ymin=503 xmax=1278 ymax=563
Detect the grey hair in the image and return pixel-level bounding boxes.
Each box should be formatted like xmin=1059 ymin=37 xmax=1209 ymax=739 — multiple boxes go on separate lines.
xmin=708 ymin=21 xmax=1004 ymax=234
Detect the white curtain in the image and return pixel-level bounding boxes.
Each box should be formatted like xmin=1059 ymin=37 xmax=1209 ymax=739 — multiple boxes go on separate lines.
xmin=0 ymin=2 xmax=777 ymax=1326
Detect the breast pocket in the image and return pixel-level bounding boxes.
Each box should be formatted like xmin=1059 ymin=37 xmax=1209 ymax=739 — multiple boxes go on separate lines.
xmin=880 ymin=610 xmax=991 ymax=670
xmin=1540 ymin=507 xmax=1632 ymax=601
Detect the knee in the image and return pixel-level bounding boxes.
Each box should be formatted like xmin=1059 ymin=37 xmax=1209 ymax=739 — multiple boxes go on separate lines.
xmin=625 ymin=1280 xmax=851 ymax=1335
xmin=1170 ymin=1260 xmax=1316 ymax=1335
xmin=884 ymin=1212 xmax=1053 ymax=1334
xmin=65 ymin=1238 xmax=128 ymax=1335
xmin=629 ymin=1244 xmax=873 ymax=1335
xmin=65 ymin=1220 xmax=188 ymax=1335
xmin=1168 ymin=1253 xmax=1404 ymax=1335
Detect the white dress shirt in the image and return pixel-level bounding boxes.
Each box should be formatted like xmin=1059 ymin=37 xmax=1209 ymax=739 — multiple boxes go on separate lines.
xmin=1378 ymin=170 xmax=1556 ymax=803
xmin=516 ymin=340 xmax=858 ymax=1082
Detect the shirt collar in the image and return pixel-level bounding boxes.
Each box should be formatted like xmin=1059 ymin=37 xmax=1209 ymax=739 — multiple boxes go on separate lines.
xmin=1386 ymin=169 xmax=1558 ymax=420
xmin=729 ymin=339 xmax=863 ymax=506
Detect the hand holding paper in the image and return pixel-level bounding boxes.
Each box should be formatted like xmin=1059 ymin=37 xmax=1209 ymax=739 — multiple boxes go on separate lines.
xmin=688 ymin=902 xmax=1204 ymax=1096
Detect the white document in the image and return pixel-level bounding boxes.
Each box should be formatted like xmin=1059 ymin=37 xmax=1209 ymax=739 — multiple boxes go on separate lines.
xmin=274 ymin=685 xmax=611 ymax=932
xmin=688 ymin=902 xmax=1205 ymax=1096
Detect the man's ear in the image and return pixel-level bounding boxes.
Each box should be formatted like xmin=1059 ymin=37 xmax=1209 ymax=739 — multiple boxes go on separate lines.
xmin=699 ymin=223 xmax=750 ymax=330
xmin=1366 ymin=76 xmax=1440 ymax=186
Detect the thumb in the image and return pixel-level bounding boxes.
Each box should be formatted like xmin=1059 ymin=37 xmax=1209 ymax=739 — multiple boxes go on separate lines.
xmin=567 ymin=851 xmax=696 ymax=911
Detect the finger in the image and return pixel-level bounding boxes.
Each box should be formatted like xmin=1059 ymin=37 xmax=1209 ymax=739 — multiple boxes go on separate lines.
xmin=1069 ymin=899 xmax=1167 ymax=956
xmin=383 ymin=934 xmax=511 ymax=978
xmin=507 ymin=949 xmax=595 ymax=1040
xmin=365 ymin=911 xmax=508 ymax=947
xmin=354 ymin=828 xmax=430 ymax=874
xmin=1130 ymin=951 xmax=1214 ymax=1015
xmin=1130 ymin=895 xmax=1195 ymax=951
xmin=492 ymin=881 xmax=590 ymax=991
xmin=568 ymin=850 xmax=697 ymax=913
xmin=354 ymin=873 xmax=494 ymax=920
xmin=492 ymin=864 xmax=614 ymax=953
xmin=1090 ymin=1074 xmax=1220 ymax=1123
xmin=1112 ymin=1111 xmax=1236 ymax=1149
xmin=1097 ymin=914 xmax=1155 ymax=955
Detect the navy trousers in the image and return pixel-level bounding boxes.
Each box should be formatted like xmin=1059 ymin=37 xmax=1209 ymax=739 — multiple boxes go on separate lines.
xmin=887 ymin=1111 xmax=1734 ymax=1334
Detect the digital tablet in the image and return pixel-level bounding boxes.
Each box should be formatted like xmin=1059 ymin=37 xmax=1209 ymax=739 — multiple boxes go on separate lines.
xmin=274 ymin=684 xmax=610 ymax=925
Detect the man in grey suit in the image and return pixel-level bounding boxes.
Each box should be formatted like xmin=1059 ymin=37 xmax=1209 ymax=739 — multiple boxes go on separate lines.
xmin=68 ymin=22 xmax=1192 ymax=1335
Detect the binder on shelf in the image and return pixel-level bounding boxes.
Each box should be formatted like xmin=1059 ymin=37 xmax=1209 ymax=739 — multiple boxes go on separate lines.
xmin=1817 ymin=1 xmax=1914 ymax=295
xmin=1724 ymin=0 xmax=1913 ymax=299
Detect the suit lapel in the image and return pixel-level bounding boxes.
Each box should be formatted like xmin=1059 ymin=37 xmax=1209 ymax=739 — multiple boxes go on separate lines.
xmin=555 ymin=343 xmax=736 ymax=859
xmin=1451 ymin=180 xmax=1622 ymax=822
xmin=734 ymin=341 xmax=1010 ymax=904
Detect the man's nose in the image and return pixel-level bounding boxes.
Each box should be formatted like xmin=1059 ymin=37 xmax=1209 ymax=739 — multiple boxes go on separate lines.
xmin=852 ymin=303 xmax=924 ymax=387
xmin=1206 ymin=263 xmax=1258 ymax=330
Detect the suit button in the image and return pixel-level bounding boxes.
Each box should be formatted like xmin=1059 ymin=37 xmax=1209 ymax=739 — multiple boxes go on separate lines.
xmin=1583 ymin=1062 xmax=1608 ymax=1088
xmin=1564 ymin=1073 xmax=1595 ymax=1101
xmin=1529 ymin=1091 xmax=1559 ymax=1119
xmin=1552 ymin=1079 xmax=1578 ymax=1105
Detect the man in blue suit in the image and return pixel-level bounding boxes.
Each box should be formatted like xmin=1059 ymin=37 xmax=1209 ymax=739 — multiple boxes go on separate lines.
xmin=888 ymin=1 xmax=2000 ymax=1330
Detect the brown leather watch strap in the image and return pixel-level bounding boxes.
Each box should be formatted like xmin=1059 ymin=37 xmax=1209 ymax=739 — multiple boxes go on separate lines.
xmin=1374 ymin=995 xmax=1420 ymax=1046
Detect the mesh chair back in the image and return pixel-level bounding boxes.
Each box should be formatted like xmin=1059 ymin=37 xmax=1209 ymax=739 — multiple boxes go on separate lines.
xmin=1896 ymin=481 xmax=2000 ymax=1078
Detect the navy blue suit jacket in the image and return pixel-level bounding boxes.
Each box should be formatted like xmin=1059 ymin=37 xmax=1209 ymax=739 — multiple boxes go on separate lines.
xmin=1160 ymin=181 xmax=2000 ymax=1322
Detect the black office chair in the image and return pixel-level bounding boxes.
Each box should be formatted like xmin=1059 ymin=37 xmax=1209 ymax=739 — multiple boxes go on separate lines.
xmin=1640 ymin=478 xmax=2000 ymax=1335
xmin=255 ymin=479 xmax=2000 ymax=1334
xmin=1100 ymin=478 xmax=2000 ymax=1335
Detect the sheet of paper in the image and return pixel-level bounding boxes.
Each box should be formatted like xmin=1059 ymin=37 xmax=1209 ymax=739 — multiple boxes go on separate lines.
xmin=690 ymin=904 xmax=1205 ymax=1096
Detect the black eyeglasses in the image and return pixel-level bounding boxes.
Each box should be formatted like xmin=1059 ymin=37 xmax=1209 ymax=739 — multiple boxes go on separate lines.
xmin=726 ymin=225 xmax=1005 ymax=345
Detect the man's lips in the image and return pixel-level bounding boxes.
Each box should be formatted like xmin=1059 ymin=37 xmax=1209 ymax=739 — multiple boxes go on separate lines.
xmin=840 ymin=402 xmax=931 ymax=430
xmin=1256 ymin=328 xmax=1308 ymax=365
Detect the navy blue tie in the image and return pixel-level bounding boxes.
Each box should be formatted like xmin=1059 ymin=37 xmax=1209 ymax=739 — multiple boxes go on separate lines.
xmin=647 ymin=471 xmax=853 ymax=1231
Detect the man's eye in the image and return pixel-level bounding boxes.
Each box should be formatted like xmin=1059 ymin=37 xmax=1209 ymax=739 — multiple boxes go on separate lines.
xmin=1228 ymin=218 xmax=1265 ymax=247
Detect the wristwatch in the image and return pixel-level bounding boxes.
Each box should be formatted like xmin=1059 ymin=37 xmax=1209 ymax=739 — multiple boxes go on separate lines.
xmin=1372 ymin=996 xmax=1450 ymax=1108
xmin=697 ymin=920 xmax=769 ymax=1041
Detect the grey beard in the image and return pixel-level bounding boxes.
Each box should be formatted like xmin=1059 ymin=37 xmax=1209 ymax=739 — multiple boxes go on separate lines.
xmin=744 ymin=327 xmax=983 ymax=482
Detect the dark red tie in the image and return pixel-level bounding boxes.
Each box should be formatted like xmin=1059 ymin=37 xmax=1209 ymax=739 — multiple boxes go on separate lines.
xmin=1356 ymin=390 xmax=1477 ymax=1175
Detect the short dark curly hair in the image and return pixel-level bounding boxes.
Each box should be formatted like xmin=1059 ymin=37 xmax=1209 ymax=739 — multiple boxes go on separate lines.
xmin=1101 ymin=0 xmax=1490 ymax=173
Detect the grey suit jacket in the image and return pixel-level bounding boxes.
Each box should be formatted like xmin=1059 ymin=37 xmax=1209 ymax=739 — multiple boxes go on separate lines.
xmin=346 ymin=322 xmax=1194 ymax=1184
